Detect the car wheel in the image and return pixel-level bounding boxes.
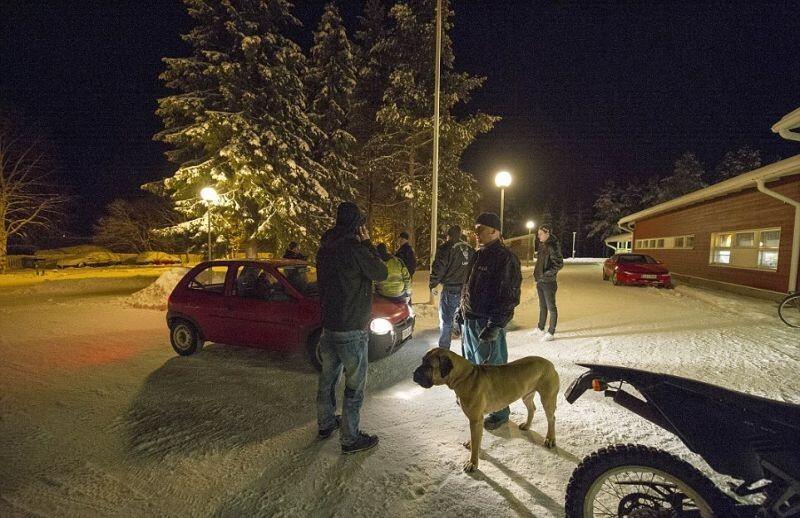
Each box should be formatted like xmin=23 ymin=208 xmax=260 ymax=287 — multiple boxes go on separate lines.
xmin=169 ymin=319 xmax=203 ymax=356
xmin=306 ymin=329 xmax=322 ymax=371
xmin=611 ymin=272 xmax=620 ymax=286
xmin=602 ymin=269 xmax=609 ymax=281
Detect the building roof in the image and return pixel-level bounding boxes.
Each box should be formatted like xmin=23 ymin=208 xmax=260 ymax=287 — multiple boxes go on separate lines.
xmin=618 ymin=154 xmax=800 ymax=227
xmin=772 ymin=106 xmax=800 ymax=141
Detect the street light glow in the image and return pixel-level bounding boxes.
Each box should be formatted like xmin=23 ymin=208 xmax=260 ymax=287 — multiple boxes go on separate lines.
xmin=200 ymin=186 xmax=219 ymax=203
xmin=495 ymin=171 xmax=512 ymax=188
xmin=526 ymin=220 xmax=535 ymax=230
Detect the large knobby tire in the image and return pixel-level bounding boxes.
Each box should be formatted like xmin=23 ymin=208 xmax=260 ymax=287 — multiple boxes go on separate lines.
xmin=306 ymin=329 xmax=322 ymax=371
xmin=169 ymin=319 xmax=203 ymax=356
xmin=778 ymin=293 xmax=800 ymax=328
xmin=565 ymin=444 xmax=732 ymax=518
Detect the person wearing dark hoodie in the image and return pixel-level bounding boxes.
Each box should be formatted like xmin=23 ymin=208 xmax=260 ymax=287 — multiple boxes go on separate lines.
xmin=394 ymin=231 xmax=417 ymax=278
xmin=455 ymin=212 xmax=522 ymax=430
xmin=316 ymin=202 xmax=388 ymax=454
xmin=429 ymin=225 xmax=474 ymax=349
xmin=532 ymin=224 xmax=564 ymax=342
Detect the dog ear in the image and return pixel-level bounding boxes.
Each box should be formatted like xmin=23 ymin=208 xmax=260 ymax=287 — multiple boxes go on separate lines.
xmin=438 ymin=356 xmax=453 ymax=379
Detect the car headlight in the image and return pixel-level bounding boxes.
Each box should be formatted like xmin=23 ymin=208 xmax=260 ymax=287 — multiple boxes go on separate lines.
xmin=370 ymin=318 xmax=393 ymax=335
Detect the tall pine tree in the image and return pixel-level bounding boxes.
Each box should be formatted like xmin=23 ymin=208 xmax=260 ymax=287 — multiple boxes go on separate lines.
xmin=154 ymin=0 xmax=333 ymax=256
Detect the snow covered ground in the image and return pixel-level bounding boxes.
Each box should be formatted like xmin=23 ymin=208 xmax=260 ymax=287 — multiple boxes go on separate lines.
xmin=1 ymin=262 xmax=798 ymax=517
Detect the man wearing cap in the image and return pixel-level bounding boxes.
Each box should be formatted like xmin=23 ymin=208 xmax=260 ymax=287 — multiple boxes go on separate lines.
xmin=532 ymin=224 xmax=563 ymax=342
xmin=395 ymin=231 xmax=417 ymax=278
xmin=455 ymin=212 xmax=522 ymax=430
xmin=316 ymin=202 xmax=388 ymax=454
xmin=429 ymin=225 xmax=474 ymax=349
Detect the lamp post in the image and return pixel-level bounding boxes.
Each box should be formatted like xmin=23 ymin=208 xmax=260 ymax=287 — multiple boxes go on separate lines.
xmin=526 ymin=220 xmax=535 ymax=265
xmin=494 ymin=171 xmax=512 ymax=235
xmin=200 ymin=187 xmax=219 ymax=261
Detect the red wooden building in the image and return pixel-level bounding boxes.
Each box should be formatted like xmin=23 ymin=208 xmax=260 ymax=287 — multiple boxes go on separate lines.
xmin=618 ymin=108 xmax=800 ymax=299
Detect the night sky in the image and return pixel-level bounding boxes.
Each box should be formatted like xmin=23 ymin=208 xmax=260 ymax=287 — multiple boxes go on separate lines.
xmin=2 ymin=1 xmax=799 ymax=235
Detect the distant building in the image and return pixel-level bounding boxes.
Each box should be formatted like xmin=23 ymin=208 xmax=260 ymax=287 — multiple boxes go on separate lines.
xmin=604 ymin=232 xmax=632 ymax=254
xmin=618 ymin=108 xmax=800 ymax=299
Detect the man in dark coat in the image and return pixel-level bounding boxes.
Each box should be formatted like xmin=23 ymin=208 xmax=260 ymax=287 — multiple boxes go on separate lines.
xmin=429 ymin=225 xmax=474 ymax=349
xmin=283 ymin=241 xmax=307 ymax=260
xmin=395 ymin=231 xmax=417 ymax=278
xmin=316 ymin=202 xmax=388 ymax=454
xmin=456 ymin=212 xmax=522 ymax=430
xmin=532 ymin=224 xmax=564 ymax=341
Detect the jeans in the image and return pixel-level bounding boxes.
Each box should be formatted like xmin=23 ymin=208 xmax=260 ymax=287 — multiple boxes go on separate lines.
xmin=537 ymin=281 xmax=558 ymax=334
xmin=462 ymin=318 xmax=510 ymax=422
xmin=316 ymin=328 xmax=369 ymax=446
xmin=438 ymin=285 xmax=462 ymax=349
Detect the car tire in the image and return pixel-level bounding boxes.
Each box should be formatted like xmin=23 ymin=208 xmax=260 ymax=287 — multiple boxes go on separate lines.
xmin=611 ymin=272 xmax=620 ymax=286
xmin=169 ymin=319 xmax=203 ymax=356
xmin=306 ymin=329 xmax=322 ymax=372
xmin=602 ymin=270 xmax=608 ymax=281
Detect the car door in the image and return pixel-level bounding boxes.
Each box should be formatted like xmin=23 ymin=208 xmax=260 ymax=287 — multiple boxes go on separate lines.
xmin=224 ymin=264 xmax=299 ymax=349
xmin=181 ymin=264 xmax=232 ymax=343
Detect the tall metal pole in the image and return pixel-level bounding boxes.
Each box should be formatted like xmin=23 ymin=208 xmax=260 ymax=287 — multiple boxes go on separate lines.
xmin=429 ymin=0 xmax=442 ymax=304
xmin=207 ymin=208 xmax=212 ymax=261
xmin=527 ymin=228 xmax=532 ymax=264
xmin=499 ymin=187 xmax=505 ymax=235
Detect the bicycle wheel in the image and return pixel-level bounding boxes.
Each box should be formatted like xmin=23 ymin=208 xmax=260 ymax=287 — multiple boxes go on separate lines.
xmin=778 ymin=293 xmax=800 ymax=328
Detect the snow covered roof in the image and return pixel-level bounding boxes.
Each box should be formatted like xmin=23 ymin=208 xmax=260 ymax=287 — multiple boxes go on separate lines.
xmin=772 ymin=106 xmax=800 ymax=141
xmin=619 ymin=153 xmax=800 ymax=227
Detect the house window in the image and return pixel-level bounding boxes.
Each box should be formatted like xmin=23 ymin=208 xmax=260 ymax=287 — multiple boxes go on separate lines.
xmin=674 ymin=236 xmax=684 ymax=248
xmin=686 ymin=235 xmax=695 ymax=248
xmin=656 ymin=239 xmax=665 ymax=248
xmin=710 ymin=229 xmax=779 ymax=270
xmin=649 ymin=239 xmax=656 ymax=248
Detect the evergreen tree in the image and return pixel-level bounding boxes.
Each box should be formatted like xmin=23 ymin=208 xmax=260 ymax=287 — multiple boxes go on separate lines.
xmin=307 ymin=3 xmax=358 ymax=206
xmin=714 ymin=146 xmax=762 ymax=182
xmin=588 ymin=180 xmax=627 ymax=241
xmin=656 ymin=151 xmax=706 ymax=203
xmin=154 ymin=0 xmax=332 ymax=256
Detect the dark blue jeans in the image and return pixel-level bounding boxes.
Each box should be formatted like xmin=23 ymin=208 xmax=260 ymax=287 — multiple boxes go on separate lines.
xmin=438 ymin=285 xmax=462 ymax=349
xmin=316 ymin=329 xmax=369 ymax=446
xmin=536 ymin=281 xmax=558 ymax=334
xmin=462 ymin=318 xmax=510 ymax=422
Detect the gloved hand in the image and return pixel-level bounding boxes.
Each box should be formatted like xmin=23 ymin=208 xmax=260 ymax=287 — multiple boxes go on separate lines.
xmin=454 ymin=309 xmax=464 ymax=327
xmin=478 ymin=325 xmax=500 ymax=343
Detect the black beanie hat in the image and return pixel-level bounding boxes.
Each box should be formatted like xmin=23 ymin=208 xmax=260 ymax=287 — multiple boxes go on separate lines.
xmin=475 ymin=212 xmax=501 ymax=231
xmin=336 ymin=202 xmax=364 ymax=231
xmin=447 ymin=225 xmax=462 ymax=240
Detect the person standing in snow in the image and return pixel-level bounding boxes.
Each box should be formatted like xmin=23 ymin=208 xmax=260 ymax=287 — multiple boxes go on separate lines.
xmin=316 ymin=202 xmax=388 ymax=454
xmin=429 ymin=225 xmax=474 ymax=349
xmin=395 ymin=231 xmax=417 ymax=278
xmin=283 ymin=241 xmax=307 ymax=260
xmin=455 ymin=212 xmax=521 ymax=430
xmin=374 ymin=243 xmax=411 ymax=302
xmin=532 ymin=224 xmax=564 ymax=342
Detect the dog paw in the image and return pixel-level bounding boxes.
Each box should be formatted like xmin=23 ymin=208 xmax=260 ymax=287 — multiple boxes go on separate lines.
xmin=518 ymin=422 xmax=530 ymax=431
xmin=543 ymin=437 xmax=556 ymax=448
xmin=462 ymin=459 xmax=477 ymax=472
xmin=462 ymin=440 xmax=471 ymax=450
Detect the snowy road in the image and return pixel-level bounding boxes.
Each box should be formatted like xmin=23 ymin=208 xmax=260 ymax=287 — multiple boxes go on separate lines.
xmin=1 ymin=263 xmax=798 ymax=517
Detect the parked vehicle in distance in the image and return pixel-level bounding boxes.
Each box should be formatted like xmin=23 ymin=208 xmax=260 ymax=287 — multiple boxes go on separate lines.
xmin=166 ymin=259 xmax=415 ymax=370
xmin=134 ymin=251 xmax=182 ymax=265
xmin=602 ymin=253 xmax=671 ymax=287
xmin=35 ymin=245 xmax=122 ymax=268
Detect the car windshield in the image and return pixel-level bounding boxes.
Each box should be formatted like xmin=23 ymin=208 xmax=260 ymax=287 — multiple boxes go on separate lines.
xmin=617 ymin=254 xmax=657 ymax=264
xmin=278 ymin=265 xmax=318 ymax=296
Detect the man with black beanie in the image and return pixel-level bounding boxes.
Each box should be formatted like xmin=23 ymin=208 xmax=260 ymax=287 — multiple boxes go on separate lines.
xmin=455 ymin=212 xmax=522 ymax=430
xmin=316 ymin=202 xmax=388 ymax=454
xmin=429 ymin=225 xmax=474 ymax=349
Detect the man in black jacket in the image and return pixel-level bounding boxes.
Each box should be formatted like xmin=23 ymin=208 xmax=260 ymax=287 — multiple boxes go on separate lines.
xmin=429 ymin=225 xmax=474 ymax=349
xmin=395 ymin=231 xmax=417 ymax=278
xmin=316 ymin=202 xmax=388 ymax=454
xmin=456 ymin=212 xmax=522 ymax=430
xmin=532 ymin=224 xmax=564 ymax=341
xmin=282 ymin=241 xmax=307 ymax=260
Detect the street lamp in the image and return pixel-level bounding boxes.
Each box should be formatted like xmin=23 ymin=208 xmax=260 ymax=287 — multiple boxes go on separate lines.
xmin=200 ymin=187 xmax=219 ymax=261
xmin=526 ymin=220 xmax=535 ymax=265
xmin=494 ymin=171 xmax=512 ymax=235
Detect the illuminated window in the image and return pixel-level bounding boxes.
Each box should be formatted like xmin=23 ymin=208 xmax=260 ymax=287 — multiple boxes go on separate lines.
xmin=710 ymin=229 xmax=779 ymax=270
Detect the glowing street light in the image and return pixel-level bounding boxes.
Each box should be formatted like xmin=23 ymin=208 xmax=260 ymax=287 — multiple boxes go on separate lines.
xmin=526 ymin=220 xmax=535 ymax=265
xmin=495 ymin=171 xmax=512 ymax=235
xmin=200 ymin=187 xmax=219 ymax=261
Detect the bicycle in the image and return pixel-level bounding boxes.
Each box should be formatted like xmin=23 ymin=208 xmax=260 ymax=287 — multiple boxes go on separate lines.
xmin=778 ymin=292 xmax=800 ymax=328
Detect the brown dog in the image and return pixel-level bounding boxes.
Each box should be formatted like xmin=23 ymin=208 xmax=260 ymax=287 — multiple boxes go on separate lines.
xmin=412 ymin=347 xmax=559 ymax=472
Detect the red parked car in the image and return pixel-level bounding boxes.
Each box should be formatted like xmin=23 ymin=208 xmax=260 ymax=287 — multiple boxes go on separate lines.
xmin=167 ymin=259 xmax=415 ymax=369
xmin=602 ymin=253 xmax=672 ymax=288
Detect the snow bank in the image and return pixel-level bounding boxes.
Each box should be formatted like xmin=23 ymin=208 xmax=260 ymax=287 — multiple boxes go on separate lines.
xmin=125 ymin=267 xmax=190 ymax=310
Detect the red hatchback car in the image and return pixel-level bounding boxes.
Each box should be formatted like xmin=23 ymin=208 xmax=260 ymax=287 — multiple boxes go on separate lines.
xmin=167 ymin=259 xmax=415 ymax=369
xmin=602 ymin=253 xmax=672 ymax=288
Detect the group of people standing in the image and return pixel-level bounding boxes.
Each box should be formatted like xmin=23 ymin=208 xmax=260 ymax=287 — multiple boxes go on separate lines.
xmin=314 ymin=202 xmax=564 ymax=453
